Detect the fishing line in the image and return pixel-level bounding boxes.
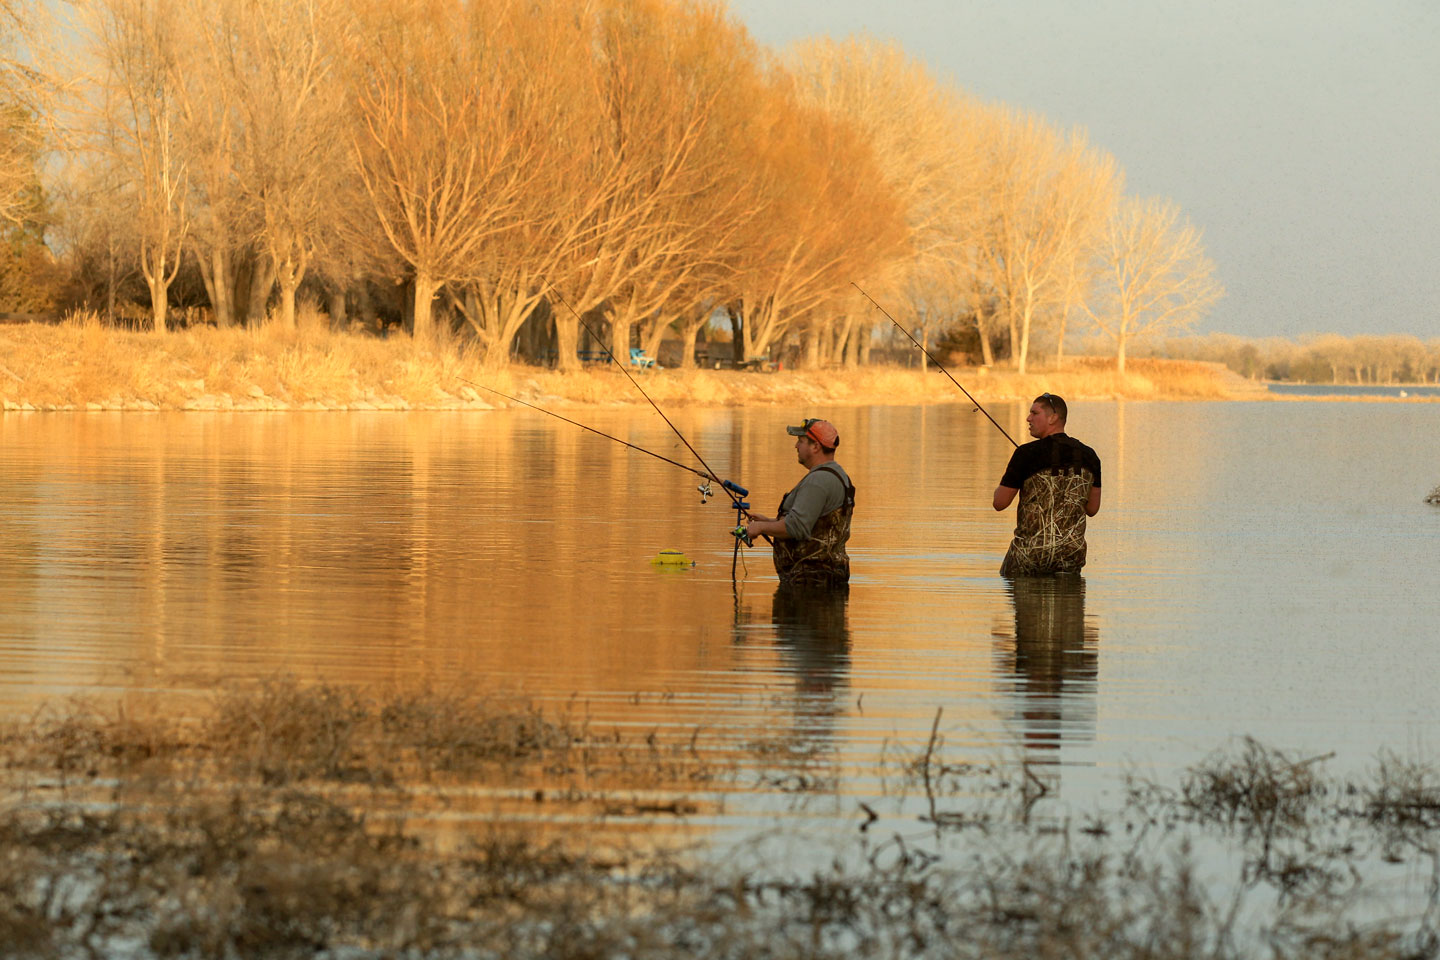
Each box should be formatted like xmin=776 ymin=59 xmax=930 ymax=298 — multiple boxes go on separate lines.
xmin=460 ymin=378 xmax=716 ymax=480
xmin=851 ymin=281 xmax=1019 ymax=448
xmin=544 ymin=285 xmax=772 ymax=560
xmin=461 ymin=361 xmax=770 ymax=560
xmin=546 ymin=285 xmax=745 ymax=496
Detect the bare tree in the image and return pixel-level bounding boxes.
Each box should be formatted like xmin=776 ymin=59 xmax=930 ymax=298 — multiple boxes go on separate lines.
xmin=170 ymin=0 xmax=246 ymax=328
xmin=343 ymin=0 xmax=539 ymax=345
xmin=730 ymin=83 xmax=907 ymax=363
xmin=788 ymin=36 xmax=988 ymax=367
xmin=0 ymin=0 xmax=52 ymax=229
xmin=178 ymin=0 xmax=343 ymax=329
xmin=79 ymin=0 xmax=190 ymax=333
xmin=972 ymin=110 xmax=1118 ymax=373
xmin=1084 ymin=197 xmax=1223 ymax=373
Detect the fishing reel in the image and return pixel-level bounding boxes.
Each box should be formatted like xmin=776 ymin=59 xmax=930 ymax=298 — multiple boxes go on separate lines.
xmin=697 ymin=479 xmax=713 ymax=504
xmin=722 ymin=479 xmax=751 ymax=546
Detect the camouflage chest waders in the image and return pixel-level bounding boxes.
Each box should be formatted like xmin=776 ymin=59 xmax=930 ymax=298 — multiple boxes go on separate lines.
xmin=1000 ymin=458 xmax=1094 ymax=577
xmin=771 ymin=463 xmax=856 ymax=587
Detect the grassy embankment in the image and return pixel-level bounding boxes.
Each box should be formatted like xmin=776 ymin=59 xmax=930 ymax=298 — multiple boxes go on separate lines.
xmin=3 ymin=681 xmax=1439 ymax=958
xmin=1 ymin=319 xmax=1263 ymax=414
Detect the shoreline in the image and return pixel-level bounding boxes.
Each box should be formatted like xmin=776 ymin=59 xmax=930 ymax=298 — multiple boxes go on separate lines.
xmin=2 ymin=321 xmax=1432 ymax=413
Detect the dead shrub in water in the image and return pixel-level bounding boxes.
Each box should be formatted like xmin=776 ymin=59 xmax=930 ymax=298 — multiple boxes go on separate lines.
xmin=1175 ymin=737 xmax=1330 ymax=836
xmin=379 ymin=690 xmax=579 ymax=774
xmin=8 ymin=692 xmax=1440 ymax=959
xmin=205 ymin=681 xmax=372 ymax=785
xmin=143 ymin=789 xmax=438 ymax=957
xmin=1361 ymin=751 xmax=1440 ymax=832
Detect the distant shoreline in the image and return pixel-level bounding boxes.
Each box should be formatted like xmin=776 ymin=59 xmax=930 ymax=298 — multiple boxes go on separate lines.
xmin=2 ymin=322 xmax=1434 ymax=413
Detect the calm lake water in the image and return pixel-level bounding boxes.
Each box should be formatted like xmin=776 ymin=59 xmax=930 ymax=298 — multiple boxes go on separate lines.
xmin=2 ymin=401 xmax=1438 ymax=835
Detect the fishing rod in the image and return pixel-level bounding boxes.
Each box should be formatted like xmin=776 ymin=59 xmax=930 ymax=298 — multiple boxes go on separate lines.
xmin=458 ymin=374 xmax=765 ymax=572
xmin=545 ymin=285 xmax=765 ymax=554
xmin=851 ymin=281 xmax=1018 ymax=448
xmin=459 ymin=377 xmax=747 ymax=499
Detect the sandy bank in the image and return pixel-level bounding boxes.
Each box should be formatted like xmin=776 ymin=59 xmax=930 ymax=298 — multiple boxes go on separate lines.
xmin=2 ymin=321 xmax=1275 ymax=413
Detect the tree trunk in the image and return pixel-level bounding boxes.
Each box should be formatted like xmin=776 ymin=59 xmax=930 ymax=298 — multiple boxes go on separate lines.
xmin=609 ymin=307 xmax=632 ymax=365
xmin=213 ymin=247 xmax=235 ymax=328
xmin=197 ymin=247 xmax=217 ymax=322
xmin=328 ymin=284 xmax=347 ymax=329
xmin=834 ymin=315 xmax=858 ymax=369
xmin=642 ymin=319 xmax=667 ymax=363
xmin=679 ymin=318 xmax=702 ymax=370
xmin=275 ymin=251 xmax=308 ymax=331
xmin=554 ymin=311 xmax=580 ymax=371
xmin=976 ymin=306 xmax=995 ymax=367
xmin=197 ymin=245 xmax=235 ymax=328
xmin=1015 ymin=303 xmax=1034 ymax=374
xmin=148 ymin=275 xmax=169 ymax=333
xmin=247 ymin=254 xmax=275 ymax=326
xmin=412 ymin=273 xmax=440 ymax=345
xmin=141 ymin=245 xmax=170 ymax=333
xmin=105 ymin=237 xmax=117 ymax=326
xmin=356 ymin=280 xmax=377 ymax=330
xmin=803 ymin=325 xmax=820 ymax=369
xmin=728 ymin=305 xmax=745 ymax=363
xmin=859 ymin=322 xmax=874 ymax=365
xmin=1116 ymin=334 xmax=1127 ymax=375
xmin=277 ymin=270 xmax=300 ymax=330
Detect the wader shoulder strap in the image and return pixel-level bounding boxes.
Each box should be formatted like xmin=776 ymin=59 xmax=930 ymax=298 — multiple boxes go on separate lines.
xmin=811 ymin=462 xmax=856 ymax=511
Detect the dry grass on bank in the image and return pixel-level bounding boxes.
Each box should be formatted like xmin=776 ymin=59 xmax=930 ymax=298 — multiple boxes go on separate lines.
xmin=4 ymin=318 xmax=1264 ymax=413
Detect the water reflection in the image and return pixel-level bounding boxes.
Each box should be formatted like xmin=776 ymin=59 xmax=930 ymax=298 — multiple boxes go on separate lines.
xmin=770 ymin=583 xmax=851 ymax=701
xmin=992 ymin=575 xmax=1098 ymax=767
xmin=730 ymin=581 xmax=851 ymax=748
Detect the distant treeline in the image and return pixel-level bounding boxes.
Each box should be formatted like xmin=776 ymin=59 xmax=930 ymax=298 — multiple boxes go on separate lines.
xmin=5 ymin=0 xmax=1222 ymax=372
xmin=1134 ymin=333 xmax=1440 ymax=385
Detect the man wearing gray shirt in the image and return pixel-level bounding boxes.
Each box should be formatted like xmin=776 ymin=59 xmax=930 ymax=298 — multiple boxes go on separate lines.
xmin=744 ymin=418 xmax=856 ymax=587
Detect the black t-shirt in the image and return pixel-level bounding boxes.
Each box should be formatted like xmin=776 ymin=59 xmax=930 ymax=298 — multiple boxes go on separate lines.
xmin=999 ymin=434 xmax=1101 ymax=490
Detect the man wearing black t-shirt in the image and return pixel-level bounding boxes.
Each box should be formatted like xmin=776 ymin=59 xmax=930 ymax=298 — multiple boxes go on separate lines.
xmin=992 ymin=394 xmax=1101 ymax=576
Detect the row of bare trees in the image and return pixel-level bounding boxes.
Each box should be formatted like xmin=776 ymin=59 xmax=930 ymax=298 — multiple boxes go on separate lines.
xmin=8 ymin=0 xmax=1223 ymax=372
xmin=1140 ymin=332 xmax=1440 ymax=385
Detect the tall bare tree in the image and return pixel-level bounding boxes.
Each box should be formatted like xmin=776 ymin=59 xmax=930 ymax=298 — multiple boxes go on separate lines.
xmin=972 ymin=110 xmax=1118 ymax=373
xmin=730 ymin=83 xmax=907 ymax=363
xmin=0 ymin=0 xmax=51 ymax=229
xmin=79 ymin=0 xmax=190 ymax=333
xmin=343 ymin=0 xmax=539 ymax=345
xmin=789 ymin=36 xmax=988 ymax=367
xmin=1084 ymin=197 xmax=1223 ymax=373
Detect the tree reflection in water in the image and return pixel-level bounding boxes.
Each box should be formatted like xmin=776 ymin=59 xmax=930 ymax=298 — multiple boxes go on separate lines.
xmin=993 ymin=574 xmax=1099 ymax=771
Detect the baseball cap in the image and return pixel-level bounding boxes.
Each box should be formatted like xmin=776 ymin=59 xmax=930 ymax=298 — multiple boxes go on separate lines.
xmin=785 ymin=418 xmax=839 ymax=448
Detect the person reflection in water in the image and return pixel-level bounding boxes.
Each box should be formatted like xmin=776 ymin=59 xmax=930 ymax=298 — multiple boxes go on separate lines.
xmin=993 ymin=575 xmax=1098 ymax=765
xmin=744 ymin=418 xmax=855 ymax=587
xmin=992 ymin=394 xmax=1101 ymax=577
xmin=770 ymin=581 xmax=852 ymax=705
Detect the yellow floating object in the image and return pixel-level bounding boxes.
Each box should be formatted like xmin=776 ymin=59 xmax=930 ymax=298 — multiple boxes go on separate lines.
xmin=651 ymin=549 xmax=694 ymax=567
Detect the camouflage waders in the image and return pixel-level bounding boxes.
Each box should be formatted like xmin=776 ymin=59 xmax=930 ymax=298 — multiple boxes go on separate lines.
xmin=772 ymin=463 xmax=855 ymax=587
xmin=1000 ymin=466 xmax=1095 ymax=577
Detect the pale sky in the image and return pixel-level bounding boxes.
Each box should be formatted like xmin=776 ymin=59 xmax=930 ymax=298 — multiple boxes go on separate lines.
xmin=725 ymin=0 xmax=1440 ymax=340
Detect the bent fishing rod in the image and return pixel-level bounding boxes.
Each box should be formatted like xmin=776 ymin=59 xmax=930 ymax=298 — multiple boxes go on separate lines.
xmin=545 ymin=285 xmax=766 ymax=550
xmin=851 ymin=281 xmax=1018 ymax=448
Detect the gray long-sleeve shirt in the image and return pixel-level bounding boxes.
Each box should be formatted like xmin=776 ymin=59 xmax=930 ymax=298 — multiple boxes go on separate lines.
xmin=778 ymin=463 xmax=850 ymax=540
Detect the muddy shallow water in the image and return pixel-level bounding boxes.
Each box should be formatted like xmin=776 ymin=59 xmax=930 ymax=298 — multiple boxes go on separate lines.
xmin=2 ymin=400 xmax=1438 ymax=831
